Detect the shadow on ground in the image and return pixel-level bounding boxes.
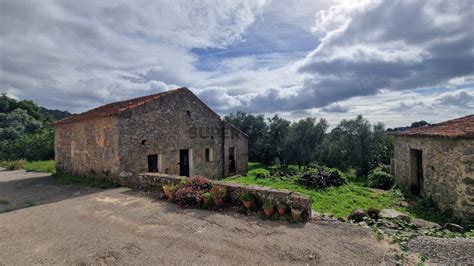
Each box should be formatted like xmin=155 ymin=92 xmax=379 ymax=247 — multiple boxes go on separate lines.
xmin=0 ymin=170 xmax=105 ymax=213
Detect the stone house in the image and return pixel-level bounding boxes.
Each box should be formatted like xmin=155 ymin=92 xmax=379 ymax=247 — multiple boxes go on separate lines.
xmin=54 ymin=87 xmax=248 ymax=183
xmin=392 ymin=115 xmax=474 ymax=225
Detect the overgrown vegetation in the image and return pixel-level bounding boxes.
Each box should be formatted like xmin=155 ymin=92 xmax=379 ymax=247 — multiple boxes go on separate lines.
xmin=367 ymin=166 xmax=395 ymax=190
xmin=225 ymin=112 xmax=394 ymax=176
xmin=401 ymin=197 xmax=459 ymax=225
xmin=0 ymin=159 xmax=26 ymax=170
xmin=0 ymin=94 xmax=71 ymax=161
xmin=24 ymin=160 xmax=56 ymax=173
xmin=225 ymin=163 xmax=402 ymax=218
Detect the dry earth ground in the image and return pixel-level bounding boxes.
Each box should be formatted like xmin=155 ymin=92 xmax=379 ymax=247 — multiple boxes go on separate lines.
xmin=0 ymin=169 xmax=472 ymax=265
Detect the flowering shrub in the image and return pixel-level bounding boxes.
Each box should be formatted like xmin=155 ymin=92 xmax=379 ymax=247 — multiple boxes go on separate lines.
xmin=209 ymin=185 xmax=227 ymax=200
xmin=174 ymin=175 xmax=212 ymax=207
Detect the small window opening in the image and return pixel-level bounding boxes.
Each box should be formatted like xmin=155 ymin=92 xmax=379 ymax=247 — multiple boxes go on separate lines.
xmin=186 ymin=110 xmax=191 ymax=117
xmin=141 ymin=140 xmax=147 ymax=145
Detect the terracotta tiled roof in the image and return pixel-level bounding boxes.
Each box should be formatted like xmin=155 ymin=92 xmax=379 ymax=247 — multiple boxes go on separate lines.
xmin=55 ymin=87 xmax=186 ymax=125
xmin=391 ymin=114 xmax=474 ymax=139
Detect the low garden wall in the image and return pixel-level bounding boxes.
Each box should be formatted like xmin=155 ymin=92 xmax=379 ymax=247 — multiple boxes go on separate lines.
xmin=133 ymin=173 xmax=312 ymax=221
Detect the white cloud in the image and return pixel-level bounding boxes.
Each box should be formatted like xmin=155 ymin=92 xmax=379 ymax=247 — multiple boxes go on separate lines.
xmin=0 ymin=0 xmax=472 ymax=128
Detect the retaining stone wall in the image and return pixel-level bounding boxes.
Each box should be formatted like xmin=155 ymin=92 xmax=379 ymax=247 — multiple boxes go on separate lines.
xmin=135 ymin=173 xmax=312 ymax=221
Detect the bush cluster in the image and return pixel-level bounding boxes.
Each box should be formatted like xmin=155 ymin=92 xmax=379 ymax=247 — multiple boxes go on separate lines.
xmin=173 ymin=176 xmax=213 ymax=207
xmin=367 ymin=166 xmax=394 ymax=190
xmin=297 ymin=166 xmax=346 ymax=190
xmin=0 ymin=159 xmax=26 ymax=170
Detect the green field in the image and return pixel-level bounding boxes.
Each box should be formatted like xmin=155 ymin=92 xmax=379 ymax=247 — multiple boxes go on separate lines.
xmin=224 ymin=163 xmax=403 ymax=218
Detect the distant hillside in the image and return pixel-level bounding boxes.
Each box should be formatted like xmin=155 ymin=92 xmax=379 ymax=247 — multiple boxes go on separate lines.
xmin=39 ymin=107 xmax=73 ymax=121
xmin=0 ymin=93 xmax=72 ymax=121
xmin=386 ymin=121 xmax=431 ymax=132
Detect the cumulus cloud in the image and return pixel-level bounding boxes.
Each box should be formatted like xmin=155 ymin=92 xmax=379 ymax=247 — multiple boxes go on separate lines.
xmin=0 ymin=0 xmax=472 ymax=127
xmin=230 ymin=0 xmax=473 ymax=113
xmin=0 ymin=0 xmax=265 ymax=112
xmin=435 ymin=90 xmax=474 ymax=107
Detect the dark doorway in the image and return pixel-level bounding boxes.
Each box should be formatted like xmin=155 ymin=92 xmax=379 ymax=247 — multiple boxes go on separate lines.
xmin=148 ymin=154 xmax=158 ymax=173
xmin=410 ymin=149 xmax=423 ymax=195
xmin=228 ymin=147 xmax=236 ymax=174
xmin=179 ymin=149 xmax=190 ymax=176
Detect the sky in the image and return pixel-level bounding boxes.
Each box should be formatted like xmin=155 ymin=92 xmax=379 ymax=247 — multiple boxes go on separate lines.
xmin=1 ymin=0 xmax=473 ymax=128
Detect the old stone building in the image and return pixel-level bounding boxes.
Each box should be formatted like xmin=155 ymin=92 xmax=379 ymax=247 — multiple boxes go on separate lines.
xmin=392 ymin=115 xmax=474 ymax=225
xmin=54 ymin=87 xmax=248 ymax=183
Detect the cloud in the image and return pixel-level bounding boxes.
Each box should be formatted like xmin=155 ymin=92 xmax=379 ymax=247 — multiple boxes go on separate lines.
xmin=0 ymin=0 xmax=472 ymax=128
xmin=0 ymin=0 xmax=266 ymax=112
xmin=435 ymin=90 xmax=474 ymax=107
xmin=321 ymin=103 xmax=349 ymax=113
xmin=235 ymin=0 xmax=473 ymax=112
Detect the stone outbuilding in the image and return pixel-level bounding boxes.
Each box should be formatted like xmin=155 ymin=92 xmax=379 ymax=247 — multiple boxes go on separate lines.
xmin=392 ymin=115 xmax=474 ymax=225
xmin=54 ymin=87 xmax=248 ymax=183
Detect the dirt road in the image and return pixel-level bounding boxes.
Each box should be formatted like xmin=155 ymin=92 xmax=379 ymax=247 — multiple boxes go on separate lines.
xmin=0 ymin=170 xmax=406 ymax=264
xmin=0 ymin=170 xmax=399 ymax=264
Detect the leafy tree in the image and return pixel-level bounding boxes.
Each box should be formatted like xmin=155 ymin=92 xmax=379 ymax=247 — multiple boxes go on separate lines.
xmin=266 ymin=115 xmax=290 ymax=164
xmin=321 ymin=115 xmax=392 ymax=176
xmin=225 ymin=111 xmax=268 ymax=162
xmin=0 ymin=93 xmax=71 ymax=161
xmin=0 ymin=109 xmax=43 ymax=140
xmin=284 ymin=118 xmax=328 ymax=168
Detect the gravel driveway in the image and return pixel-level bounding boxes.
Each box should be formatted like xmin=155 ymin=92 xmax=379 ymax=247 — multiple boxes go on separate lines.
xmin=0 ymin=169 xmax=470 ymax=265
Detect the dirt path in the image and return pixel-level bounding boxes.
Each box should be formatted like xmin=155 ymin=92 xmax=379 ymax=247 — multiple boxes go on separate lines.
xmin=1 ymin=170 xmax=468 ymax=264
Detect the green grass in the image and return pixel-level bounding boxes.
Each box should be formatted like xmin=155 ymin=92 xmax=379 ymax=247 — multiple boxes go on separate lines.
xmin=52 ymin=173 xmax=119 ymax=189
xmin=400 ymin=197 xmax=459 ymax=225
xmin=24 ymin=200 xmax=35 ymax=208
xmin=224 ymin=164 xmax=402 ymax=218
xmin=24 ymin=160 xmax=56 ymax=173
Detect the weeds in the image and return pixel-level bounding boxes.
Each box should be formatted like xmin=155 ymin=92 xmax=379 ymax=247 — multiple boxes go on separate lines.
xmin=0 ymin=159 xmax=26 ymax=170
xmin=24 ymin=160 xmax=56 ymax=173
xmin=24 ymin=200 xmax=35 ymax=208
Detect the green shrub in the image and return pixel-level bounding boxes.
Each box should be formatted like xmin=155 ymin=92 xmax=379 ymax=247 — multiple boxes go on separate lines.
xmin=0 ymin=128 xmax=54 ymax=161
xmin=239 ymin=192 xmax=253 ymax=202
xmin=263 ymin=198 xmax=273 ymax=209
xmin=0 ymin=159 xmax=26 ymax=170
xmin=368 ymin=169 xmax=394 ymax=190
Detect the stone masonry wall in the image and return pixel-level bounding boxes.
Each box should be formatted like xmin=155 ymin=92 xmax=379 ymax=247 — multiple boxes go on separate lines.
xmin=393 ymin=136 xmax=474 ymax=225
xmin=134 ymin=172 xmax=312 ymax=220
xmin=55 ymin=116 xmax=121 ymax=180
xmin=223 ymin=122 xmax=248 ymax=176
xmin=117 ymin=89 xmax=238 ymax=181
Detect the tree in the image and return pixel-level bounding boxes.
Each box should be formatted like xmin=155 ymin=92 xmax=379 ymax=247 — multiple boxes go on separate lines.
xmin=225 ymin=111 xmax=268 ymax=162
xmin=322 ymin=115 xmax=392 ymax=176
xmin=266 ymin=115 xmax=290 ymax=164
xmin=0 ymin=93 xmax=71 ymax=161
xmin=284 ymin=118 xmax=328 ymax=168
